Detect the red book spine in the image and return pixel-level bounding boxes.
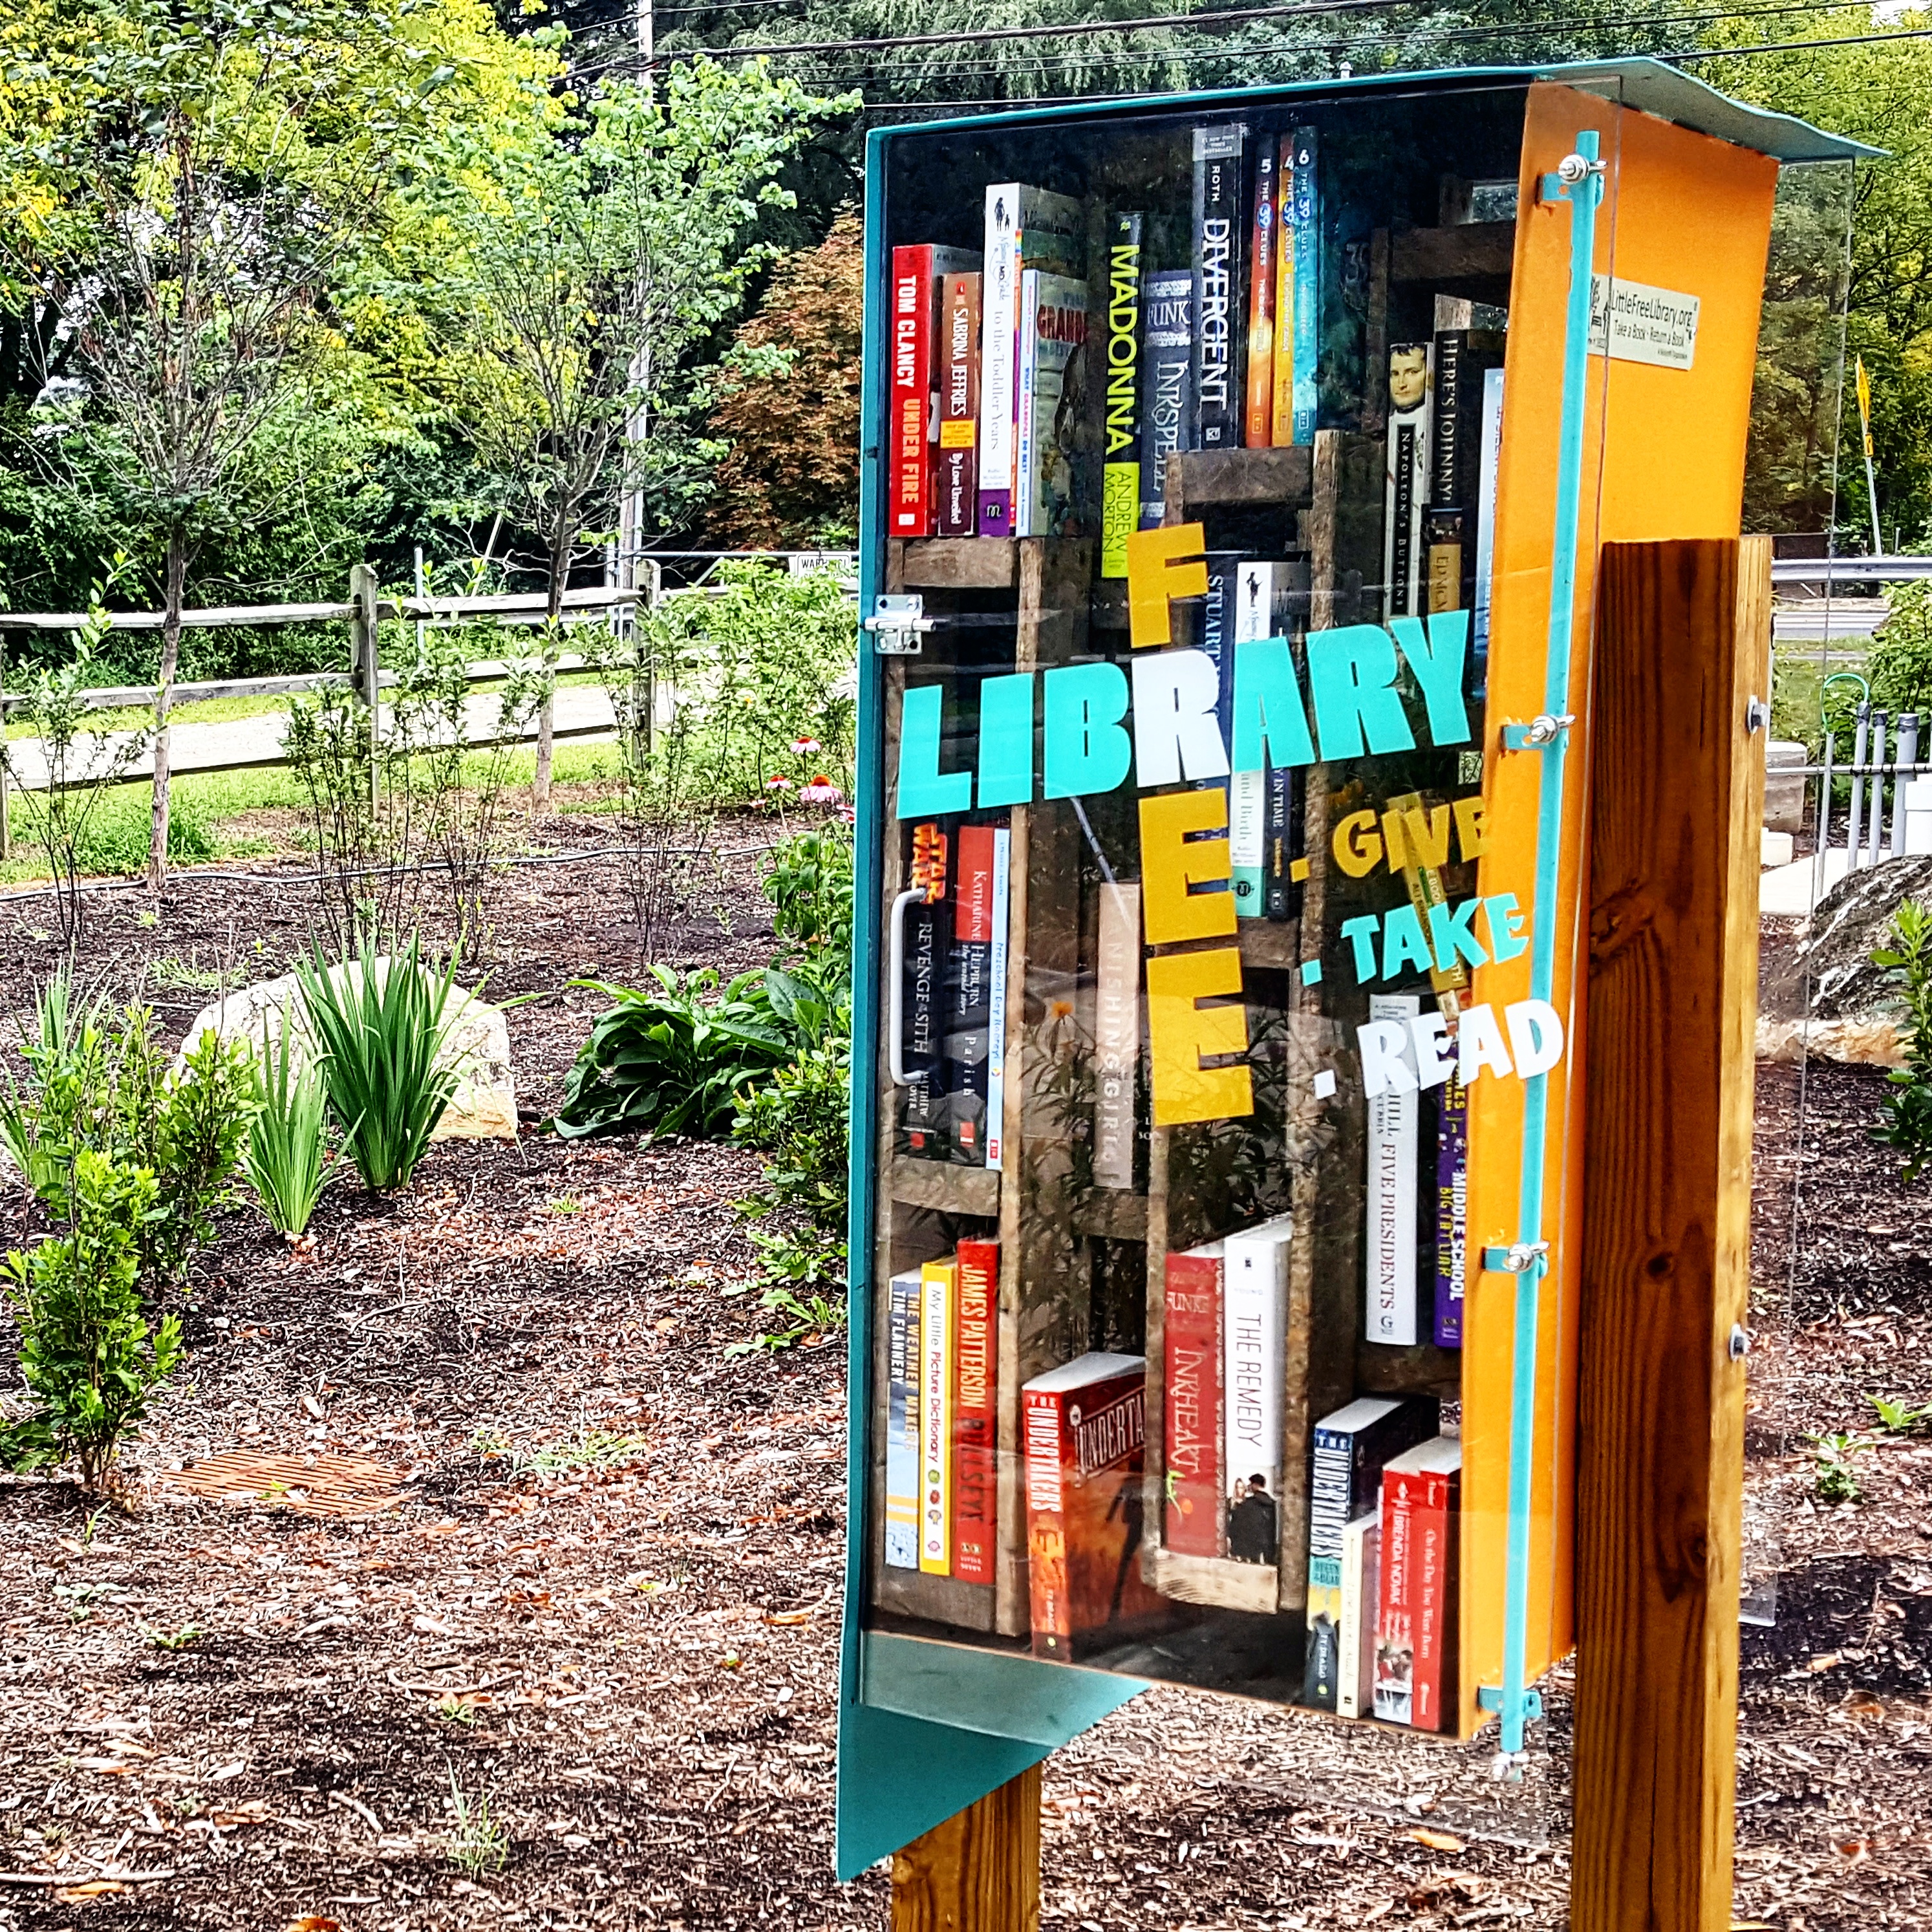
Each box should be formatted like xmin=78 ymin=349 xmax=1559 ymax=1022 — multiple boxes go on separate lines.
xmin=951 ymin=1238 xmax=999 ymax=1584
xmin=1408 ymin=1465 xmax=1458 ymax=1732
xmin=1163 ymin=1253 xmax=1223 ymax=1556
xmin=1375 ymin=1467 xmax=1416 ymax=1725
xmin=890 ymin=248 xmax=936 ymax=537
xmin=1022 ymin=1387 xmax=1071 ymax=1656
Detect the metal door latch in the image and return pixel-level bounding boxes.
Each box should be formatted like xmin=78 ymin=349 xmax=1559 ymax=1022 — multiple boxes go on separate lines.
xmin=1501 ymin=714 xmax=1574 ymax=751
xmin=865 ymin=594 xmax=934 ymax=656
xmin=1482 ymin=1240 xmax=1551 ymax=1276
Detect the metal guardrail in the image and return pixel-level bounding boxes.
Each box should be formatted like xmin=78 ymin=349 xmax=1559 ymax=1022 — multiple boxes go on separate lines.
xmin=1770 ymin=555 xmax=1932 ymax=585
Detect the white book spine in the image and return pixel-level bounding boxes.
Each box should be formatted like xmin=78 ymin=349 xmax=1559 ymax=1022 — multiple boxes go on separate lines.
xmin=1337 ymin=1510 xmax=1380 ymax=1719
xmin=1228 ymin=563 xmax=1274 ymax=917
xmin=978 ymin=187 xmax=1021 ymax=528
xmin=1092 ymin=882 xmax=1141 ymax=1190
xmin=1222 ymin=1216 xmax=1292 ymax=1514
xmin=1014 ymin=268 xmax=1040 ymax=538
xmin=985 ymin=827 xmax=1011 ymax=1170
xmin=1474 ymin=366 xmax=1505 ymax=658
xmin=1366 ymin=992 xmax=1421 ymax=1344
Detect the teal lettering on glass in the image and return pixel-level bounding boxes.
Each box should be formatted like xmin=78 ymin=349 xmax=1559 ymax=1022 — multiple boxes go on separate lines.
xmin=894 ymin=683 xmax=972 ymax=819
xmin=1381 ymin=903 xmax=1435 ymax=978
xmin=1229 ymin=638 xmax=1316 ymax=775
xmin=1306 ymin=625 xmax=1415 ymax=760
xmin=977 ymin=672 xmax=1035 ymax=808
xmin=1483 ymin=893 xmax=1530 ymax=963
xmin=1340 ymin=914 xmax=1380 ymax=983
xmin=1389 ymin=610 xmax=1473 ymax=747
xmin=1428 ymin=896 xmax=1488 ymax=972
xmin=1043 ymin=662 xmax=1132 ymax=800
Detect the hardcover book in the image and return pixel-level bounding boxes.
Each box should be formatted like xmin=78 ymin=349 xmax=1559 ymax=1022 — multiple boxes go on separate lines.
xmin=1223 ymin=1212 xmax=1294 ymax=1567
xmin=1337 ymin=1510 xmax=1380 ymax=1720
xmin=1092 ymin=881 xmax=1142 ymax=1190
xmin=984 ymin=825 xmax=1011 ymax=1170
xmin=978 ymin=185 xmax=1084 ymax=539
xmin=1190 ymin=124 xmax=1248 ymax=452
xmin=1302 ymin=1394 xmax=1439 ymax=1708
xmin=1163 ymin=1241 xmax=1223 ymax=1558
xmin=1434 ymin=1073 xmax=1468 ymax=1348
xmin=889 ymin=245 xmax=982 ymax=538
xmin=1376 ymin=1435 xmax=1463 ymax=1730
xmin=1289 ymin=125 xmax=1319 ymax=444
xmin=936 ymin=271 xmax=983 ymax=538
xmin=1137 ymin=269 xmax=1195 ymax=528
xmin=1015 ymin=270 xmax=1089 ymax=538
xmin=885 ymin=1270 xmax=923 ymax=1569
xmin=1244 ymin=145 xmax=1277 ymax=447
xmin=919 ymin=1260 xmax=955 ymax=1575
xmin=1366 ymin=991 xmax=1421 ymax=1345
xmin=1425 ymin=329 xmax=1507 ymax=615
xmin=951 ymin=1239 xmax=1000 ymax=1585
xmin=945 ymin=826 xmax=999 ymax=1164
xmin=900 ymin=823 xmax=949 ymax=1157
xmin=1024 ymin=1352 xmax=1166 ymax=1659
xmin=1100 ymin=213 xmax=1144 ymax=577
xmin=1382 ymin=341 xmax=1432 ymax=621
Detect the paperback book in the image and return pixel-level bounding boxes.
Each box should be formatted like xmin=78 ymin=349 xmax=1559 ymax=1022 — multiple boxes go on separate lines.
xmin=1222 ymin=1213 xmax=1293 ymax=1566
xmin=1337 ymin=1511 xmax=1380 ymax=1720
xmin=951 ymin=1239 xmax=1000 ymax=1585
xmin=919 ymin=1260 xmax=955 ymax=1575
xmin=1366 ymin=991 xmax=1421 ymax=1346
xmin=1015 ymin=270 xmax=1089 ymax=538
xmin=1424 ymin=329 xmax=1507 ymax=614
xmin=1434 ymin=1073 xmax=1468 ymax=1348
xmin=1092 ymin=881 xmax=1141 ymax=1190
xmin=1100 ymin=213 xmax=1145 ymax=577
xmin=945 ymin=826 xmax=1000 ymax=1165
xmin=1375 ymin=1435 xmax=1463 ymax=1730
xmin=889 ymin=244 xmax=982 ymax=538
xmin=936 ymin=271 xmax=984 ymax=538
xmin=1163 ymin=1240 xmax=1223 ymax=1558
xmin=1382 ymin=341 xmax=1433 ymax=621
xmin=1230 ymin=562 xmax=1302 ymax=919
xmin=1137 ymin=269 xmax=1195 ymax=528
xmin=885 ymin=1270 xmax=923 ymax=1569
xmin=1288 ymin=125 xmax=1320 ymax=444
xmin=1243 ymin=144 xmax=1277 ymax=447
xmin=900 ymin=823 xmax=949 ymax=1157
xmin=1190 ymin=124 xmax=1247 ymax=452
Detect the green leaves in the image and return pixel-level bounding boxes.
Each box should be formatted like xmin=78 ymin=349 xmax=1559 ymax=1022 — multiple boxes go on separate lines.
xmin=1871 ymin=898 xmax=1932 ymax=1180
xmin=243 ymin=1008 xmax=335 ymax=1237
xmin=296 ymin=930 xmax=462 ymax=1192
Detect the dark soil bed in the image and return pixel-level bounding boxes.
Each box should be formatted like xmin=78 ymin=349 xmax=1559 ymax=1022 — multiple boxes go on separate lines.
xmin=0 ymin=859 xmax=1924 ymax=1929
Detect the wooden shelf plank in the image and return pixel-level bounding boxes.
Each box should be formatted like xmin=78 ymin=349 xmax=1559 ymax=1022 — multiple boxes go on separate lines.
xmin=1168 ymin=445 xmax=1315 ymax=514
xmin=1390 ymin=220 xmax=1514 ymax=301
xmin=894 ymin=538 xmax=1018 ymax=590
xmin=1238 ymin=920 xmax=1304 ymax=972
xmin=1071 ymin=1190 xmax=1147 ymax=1241
xmin=891 ymin=1156 xmax=1000 ymax=1219
xmin=1357 ymin=1339 xmax=1463 ymax=1401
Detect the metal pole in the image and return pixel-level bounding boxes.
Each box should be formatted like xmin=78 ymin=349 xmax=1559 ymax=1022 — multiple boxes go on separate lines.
xmin=1847 ymin=700 xmax=1869 ymax=870
xmin=350 ymin=563 xmax=381 ymax=815
xmin=1814 ymin=727 xmax=1834 ymax=903
xmin=1891 ymin=714 xmax=1919 ymax=858
xmin=1867 ymin=710 xmax=1889 ymax=866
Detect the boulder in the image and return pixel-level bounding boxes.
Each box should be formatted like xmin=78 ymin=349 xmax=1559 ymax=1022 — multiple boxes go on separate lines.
xmin=178 ymin=962 xmax=516 ymax=1141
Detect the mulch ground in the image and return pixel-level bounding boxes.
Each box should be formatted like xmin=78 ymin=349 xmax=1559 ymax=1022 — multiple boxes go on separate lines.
xmin=0 ymin=853 xmax=1925 ymax=1930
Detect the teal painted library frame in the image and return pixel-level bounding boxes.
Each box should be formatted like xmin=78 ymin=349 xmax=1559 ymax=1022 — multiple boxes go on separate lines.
xmin=835 ymin=59 xmax=1872 ymax=1882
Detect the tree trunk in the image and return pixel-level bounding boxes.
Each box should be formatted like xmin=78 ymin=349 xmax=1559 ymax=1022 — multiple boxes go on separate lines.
xmin=149 ymin=525 xmax=188 ymax=894
xmin=534 ymin=521 xmax=568 ymax=807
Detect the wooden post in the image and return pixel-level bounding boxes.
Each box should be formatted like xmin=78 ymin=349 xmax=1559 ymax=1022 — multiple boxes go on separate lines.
xmin=890 ymin=1764 xmax=1040 ymax=1932
xmin=1573 ymin=535 xmax=1772 ymax=1932
xmin=350 ymin=563 xmax=381 ymax=814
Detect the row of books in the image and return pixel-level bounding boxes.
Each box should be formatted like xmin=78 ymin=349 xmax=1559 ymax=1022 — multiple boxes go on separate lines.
xmin=898 ymin=821 xmax=1010 ymax=1168
xmin=1304 ymin=1397 xmax=1462 ymax=1731
xmin=884 ymin=1244 xmax=1000 ymax=1582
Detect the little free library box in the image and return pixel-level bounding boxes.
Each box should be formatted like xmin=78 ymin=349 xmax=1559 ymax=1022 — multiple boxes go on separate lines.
xmin=835 ymin=58 xmax=1869 ymax=1878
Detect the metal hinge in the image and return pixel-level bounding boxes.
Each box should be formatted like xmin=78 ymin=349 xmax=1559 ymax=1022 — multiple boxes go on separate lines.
xmin=864 ymin=593 xmax=934 ymax=656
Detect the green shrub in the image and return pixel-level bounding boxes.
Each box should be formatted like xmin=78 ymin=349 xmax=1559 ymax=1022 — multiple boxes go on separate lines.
xmin=297 ymin=932 xmax=462 ymax=1192
xmin=0 ymin=971 xmax=115 ymax=1207
xmin=731 ymin=1032 xmax=850 ymax=1302
xmin=1874 ymin=899 xmax=1932 ymax=1179
xmin=144 ymin=1029 xmax=258 ymax=1286
xmin=1 ymin=1151 xmax=181 ymax=1488
xmin=761 ymin=822 xmax=853 ymax=981
xmin=548 ymin=965 xmax=798 ymax=1141
xmin=244 ymin=1014 xmax=334 ymax=1236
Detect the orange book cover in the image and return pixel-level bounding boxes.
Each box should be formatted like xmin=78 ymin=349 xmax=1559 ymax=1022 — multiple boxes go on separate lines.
xmin=951 ymin=1238 xmax=999 ymax=1585
xmin=1022 ymin=1352 xmax=1168 ymax=1660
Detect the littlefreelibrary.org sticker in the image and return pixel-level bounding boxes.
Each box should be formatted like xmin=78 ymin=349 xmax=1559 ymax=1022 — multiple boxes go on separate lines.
xmin=1588 ymin=275 xmax=1700 ymax=370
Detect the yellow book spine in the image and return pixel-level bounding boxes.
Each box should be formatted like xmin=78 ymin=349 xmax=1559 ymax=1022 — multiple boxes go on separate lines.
xmin=919 ymin=1260 xmax=956 ymax=1573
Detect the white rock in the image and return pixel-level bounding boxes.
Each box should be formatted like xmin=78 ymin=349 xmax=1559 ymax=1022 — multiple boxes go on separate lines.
xmin=178 ymin=961 xmax=516 ymax=1142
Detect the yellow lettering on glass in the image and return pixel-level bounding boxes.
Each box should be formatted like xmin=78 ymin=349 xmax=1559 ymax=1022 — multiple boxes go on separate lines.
xmin=1146 ymin=948 xmax=1253 ymax=1126
xmin=1139 ymin=789 xmax=1237 ymax=944
xmin=1126 ymin=524 xmax=1210 ymax=650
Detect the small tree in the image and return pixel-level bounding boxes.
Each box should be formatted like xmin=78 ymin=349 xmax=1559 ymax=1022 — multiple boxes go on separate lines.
xmin=410 ymin=58 xmax=847 ymax=803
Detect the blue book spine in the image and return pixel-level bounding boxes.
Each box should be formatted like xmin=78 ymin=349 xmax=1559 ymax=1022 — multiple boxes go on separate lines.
xmin=1291 ymin=125 xmax=1319 ymax=445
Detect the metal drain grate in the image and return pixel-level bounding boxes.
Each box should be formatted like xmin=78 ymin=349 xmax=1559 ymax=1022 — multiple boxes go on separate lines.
xmin=168 ymin=1450 xmax=404 ymax=1518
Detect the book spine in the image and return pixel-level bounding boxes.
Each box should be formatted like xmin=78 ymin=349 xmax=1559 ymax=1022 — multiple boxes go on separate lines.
xmin=1336 ymin=1512 xmax=1379 ymax=1719
xmin=1408 ymin=1466 xmax=1459 ymax=1732
xmin=1229 ymin=563 xmax=1270 ymax=919
xmin=1137 ymin=270 xmax=1194 ymax=529
xmin=1163 ymin=1253 xmax=1223 ymax=1557
xmin=1191 ymin=124 xmax=1246 ymax=453
xmin=936 ymin=273 xmax=982 ymax=538
xmin=1021 ymin=274 xmax=1088 ymax=541
xmin=1434 ymin=1074 xmax=1468 ymax=1347
xmin=901 ymin=823 xmax=949 ymax=1157
xmin=978 ymin=189 xmax=1020 ymax=537
xmin=985 ymin=825 xmax=1011 ymax=1170
xmin=1244 ymin=146 xmax=1276 ymax=447
xmin=919 ymin=1261 xmax=954 ymax=1574
xmin=885 ymin=1272 xmax=922 ymax=1569
xmin=947 ymin=826 xmax=997 ymax=1165
xmin=1474 ymin=367 xmax=1505 ymax=674
xmin=1100 ymin=213 xmax=1144 ymax=578
xmin=1222 ymin=1227 xmax=1289 ymax=1542
xmin=1426 ymin=330 xmax=1467 ymax=615
xmin=1374 ymin=1463 xmax=1417 ymax=1724
xmin=1014 ymin=268 xmax=1040 ymax=540
xmin=951 ymin=1240 xmax=999 ymax=1585
xmin=890 ymin=248 xmax=933 ymax=537
xmin=1383 ymin=343 xmax=1433 ymax=621
xmin=1387 ymin=791 xmax=1467 ymax=1009
xmin=1023 ymin=1387 xmax=1071 ymax=1657
xmin=1271 ymin=134 xmax=1297 ymax=446
xmin=1304 ymin=1424 xmax=1351 ymax=1709
xmin=1366 ymin=992 xmax=1421 ymax=1344
xmin=1092 ymin=881 xmax=1141 ymax=1190
xmin=1289 ymin=125 xmax=1318 ymax=444
xmin=1263 ymin=764 xmax=1294 ymax=919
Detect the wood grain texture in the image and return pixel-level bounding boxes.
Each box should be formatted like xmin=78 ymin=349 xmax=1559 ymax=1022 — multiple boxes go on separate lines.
xmin=891 ymin=1763 xmax=1041 ymax=1932
xmin=1572 ymin=537 xmax=1770 ymax=1932
xmin=897 ymin=538 xmax=1020 ymax=590
xmin=1389 ymin=220 xmax=1515 ymax=298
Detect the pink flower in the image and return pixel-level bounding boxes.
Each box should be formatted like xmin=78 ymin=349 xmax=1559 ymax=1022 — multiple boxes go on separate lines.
xmin=765 ymin=775 xmax=793 ymax=791
xmin=799 ymin=776 xmax=843 ymax=804
xmin=791 ymin=736 xmax=821 ymax=757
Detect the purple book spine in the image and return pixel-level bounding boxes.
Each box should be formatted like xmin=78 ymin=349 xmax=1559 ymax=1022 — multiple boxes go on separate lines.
xmin=1434 ymin=1074 xmax=1467 ymax=1347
